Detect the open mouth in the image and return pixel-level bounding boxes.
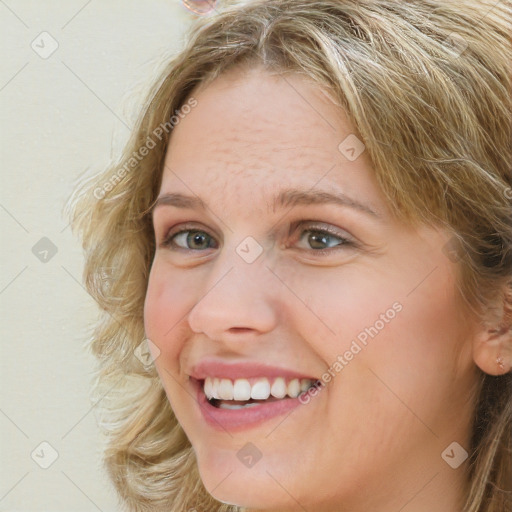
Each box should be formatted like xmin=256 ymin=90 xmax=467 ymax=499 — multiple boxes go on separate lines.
xmin=202 ymin=376 xmax=318 ymax=410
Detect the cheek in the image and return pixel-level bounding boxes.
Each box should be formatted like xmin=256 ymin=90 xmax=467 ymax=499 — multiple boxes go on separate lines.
xmin=343 ymin=266 xmax=466 ymax=430
xmin=143 ymin=260 xmax=194 ymax=361
xmin=272 ymin=261 xmax=405 ymax=363
xmin=292 ymin=255 xmax=464 ymax=414
xmin=383 ymin=271 xmax=463 ymax=371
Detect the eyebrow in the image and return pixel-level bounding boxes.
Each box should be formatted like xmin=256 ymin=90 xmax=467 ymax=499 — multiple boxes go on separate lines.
xmin=150 ymin=189 xmax=381 ymax=219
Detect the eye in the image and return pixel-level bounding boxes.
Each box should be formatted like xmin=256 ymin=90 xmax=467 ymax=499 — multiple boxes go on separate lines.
xmin=162 ymin=228 xmax=217 ymax=251
xmin=292 ymin=223 xmax=355 ymax=253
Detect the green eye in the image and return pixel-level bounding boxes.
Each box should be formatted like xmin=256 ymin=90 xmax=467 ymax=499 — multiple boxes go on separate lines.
xmin=297 ymin=229 xmax=349 ymax=250
xmin=165 ymin=230 xmax=217 ymax=250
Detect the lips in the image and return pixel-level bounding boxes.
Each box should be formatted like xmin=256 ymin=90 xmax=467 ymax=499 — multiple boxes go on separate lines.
xmin=188 ymin=359 xmax=321 ymax=430
xmin=189 ymin=359 xmax=318 ymax=381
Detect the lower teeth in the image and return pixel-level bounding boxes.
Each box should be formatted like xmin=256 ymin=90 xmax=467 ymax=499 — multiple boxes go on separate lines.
xmin=210 ymin=397 xmax=287 ymax=410
xmin=217 ymin=402 xmax=261 ymax=410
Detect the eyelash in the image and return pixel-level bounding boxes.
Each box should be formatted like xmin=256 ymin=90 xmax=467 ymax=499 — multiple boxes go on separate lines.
xmin=160 ymin=221 xmax=356 ymax=256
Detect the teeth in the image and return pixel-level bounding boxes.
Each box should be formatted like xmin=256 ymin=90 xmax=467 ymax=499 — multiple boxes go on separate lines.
xmin=287 ymin=378 xmax=300 ymax=398
xmin=300 ymin=379 xmax=311 ymax=392
xmin=233 ymin=379 xmax=251 ymax=401
xmin=218 ymin=402 xmax=260 ymax=410
xmin=203 ymin=376 xmax=314 ymax=402
xmin=212 ymin=378 xmax=220 ymax=399
xmin=218 ymin=379 xmax=233 ymax=400
xmin=270 ymin=377 xmax=287 ymax=399
xmin=251 ymin=378 xmax=271 ymax=400
xmin=204 ymin=377 xmax=214 ymax=399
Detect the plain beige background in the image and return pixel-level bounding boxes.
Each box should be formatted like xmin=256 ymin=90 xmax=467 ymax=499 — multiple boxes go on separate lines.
xmin=0 ymin=1 xmax=203 ymax=510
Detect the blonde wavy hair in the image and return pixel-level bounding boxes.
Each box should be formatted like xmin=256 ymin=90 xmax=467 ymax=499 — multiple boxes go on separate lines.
xmin=66 ymin=1 xmax=512 ymax=511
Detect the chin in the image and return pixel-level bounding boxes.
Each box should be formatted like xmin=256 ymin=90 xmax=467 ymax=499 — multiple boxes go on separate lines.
xmin=200 ymin=468 xmax=292 ymax=511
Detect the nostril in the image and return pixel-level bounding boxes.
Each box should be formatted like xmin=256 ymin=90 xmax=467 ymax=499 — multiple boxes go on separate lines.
xmin=228 ymin=327 xmax=254 ymax=334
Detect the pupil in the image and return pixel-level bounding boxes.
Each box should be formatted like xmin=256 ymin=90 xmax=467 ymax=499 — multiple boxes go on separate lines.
xmin=188 ymin=231 xmax=209 ymax=249
xmin=310 ymin=233 xmax=328 ymax=249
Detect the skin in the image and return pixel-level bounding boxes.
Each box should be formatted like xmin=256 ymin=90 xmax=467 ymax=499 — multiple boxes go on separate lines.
xmin=143 ymin=65 xmax=492 ymax=511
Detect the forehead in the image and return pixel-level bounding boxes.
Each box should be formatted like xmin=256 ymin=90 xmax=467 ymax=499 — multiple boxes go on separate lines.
xmin=161 ymin=66 xmax=383 ymax=212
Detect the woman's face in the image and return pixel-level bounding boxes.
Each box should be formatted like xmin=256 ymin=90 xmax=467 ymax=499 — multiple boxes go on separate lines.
xmin=144 ymin=66 xmax=479 ymax=511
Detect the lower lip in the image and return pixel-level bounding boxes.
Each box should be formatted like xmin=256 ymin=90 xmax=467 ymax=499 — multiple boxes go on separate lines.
xmin=192 ymin=379 xmax=310 ymax=432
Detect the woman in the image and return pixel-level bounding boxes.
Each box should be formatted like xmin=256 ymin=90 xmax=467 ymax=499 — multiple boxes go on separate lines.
xmin=67 ymin=1 xmax=512 ymax=510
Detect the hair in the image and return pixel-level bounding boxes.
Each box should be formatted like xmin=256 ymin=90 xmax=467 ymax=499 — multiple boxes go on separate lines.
xmin=66 ymin=1 xmax=512 ymax=511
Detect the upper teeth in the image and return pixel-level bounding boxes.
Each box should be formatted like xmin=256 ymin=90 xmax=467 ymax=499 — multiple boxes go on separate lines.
xmin=204 ymin=377 xmax=313 ymax=401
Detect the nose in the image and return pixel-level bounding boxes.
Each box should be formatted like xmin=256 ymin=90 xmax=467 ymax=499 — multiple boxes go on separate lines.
xmin=187 ymin=255 xmax=279 ymax=342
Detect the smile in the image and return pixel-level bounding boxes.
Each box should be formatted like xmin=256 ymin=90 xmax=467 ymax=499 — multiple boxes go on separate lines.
xmin=189 ymin=360 xmax=321 ymax=430
xmin=203 ymin=376 xmax=315 ymax=409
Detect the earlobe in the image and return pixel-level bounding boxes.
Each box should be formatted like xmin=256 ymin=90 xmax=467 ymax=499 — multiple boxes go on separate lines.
xmin=473 ymin=327 xmax=512 ymax=376
xmin=496 ymin=355 xmax=506 ymax=372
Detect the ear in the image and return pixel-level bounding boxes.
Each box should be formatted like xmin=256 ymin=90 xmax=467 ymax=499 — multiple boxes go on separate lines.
xmin=473 ymin=278 xmax=512 ymax=376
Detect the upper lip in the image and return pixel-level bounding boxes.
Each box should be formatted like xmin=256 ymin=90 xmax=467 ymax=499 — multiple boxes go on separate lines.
xmin=188 ymin=358 xmax=317 ymax=381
